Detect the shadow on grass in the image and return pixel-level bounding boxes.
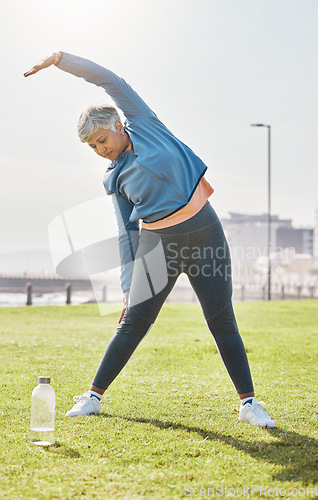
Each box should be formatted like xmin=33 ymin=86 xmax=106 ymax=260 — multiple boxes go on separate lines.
xmin=43 ymin=441 xmax=81 ymax=458
xmin=100 ymin=413 xmax=318 ymax=485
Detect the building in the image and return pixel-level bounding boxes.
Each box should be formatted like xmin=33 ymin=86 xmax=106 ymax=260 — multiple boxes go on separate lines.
xmin=221 ymin=212 xmax=314 ymax=278
xmin=221 ymin=213 xmax=292 ymax=265
xmin=277 ymin=227 xmax=313 ymax=255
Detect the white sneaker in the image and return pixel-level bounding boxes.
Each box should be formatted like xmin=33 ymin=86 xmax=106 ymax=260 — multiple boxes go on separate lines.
xmin=239 ymin=398 xmax=275 ymax=428
xmin=66 ymin=392 xmax=101 ymax=417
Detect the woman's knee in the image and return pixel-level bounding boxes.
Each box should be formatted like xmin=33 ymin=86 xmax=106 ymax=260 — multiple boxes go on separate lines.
xmin=117 ymin=307 xmax=153 ymax=339
xmin=205 ymin=300 xmax=239 ymax=337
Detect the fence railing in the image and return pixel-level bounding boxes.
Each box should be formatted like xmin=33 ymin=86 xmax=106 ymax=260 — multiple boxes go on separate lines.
xmin=23 ymin=282 xmax=108 ymax=306
xmin=232 ymin=282 xmax=318 ymax=301
xmin=1 ymin=278 xmax=317 ymax=306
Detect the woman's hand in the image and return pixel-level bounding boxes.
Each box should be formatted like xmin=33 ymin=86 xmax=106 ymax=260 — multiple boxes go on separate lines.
xmin=24 ymin=52 xmax=61 ymax=78
xmin=118 ymin=291 xmax=129 ymax=324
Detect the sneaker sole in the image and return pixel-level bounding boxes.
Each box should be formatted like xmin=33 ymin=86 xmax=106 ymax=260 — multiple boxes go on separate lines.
xmin=239 ymin=417 xmax=275 ymax=428
xmin=65 ymin=410 xmax=100 ymax=417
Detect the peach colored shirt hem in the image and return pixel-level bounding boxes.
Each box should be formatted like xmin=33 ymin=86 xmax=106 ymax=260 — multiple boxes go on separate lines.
xmin=142 ymin=177 xmax=214 ymax=230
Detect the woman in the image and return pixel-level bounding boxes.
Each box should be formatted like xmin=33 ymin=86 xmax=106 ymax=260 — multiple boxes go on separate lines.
xmin=24 ymin=52 xmax=274 ymax=427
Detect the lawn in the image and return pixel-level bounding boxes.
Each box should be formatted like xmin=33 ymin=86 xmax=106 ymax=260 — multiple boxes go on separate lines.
xmin=0 ymin=300 xmax=318 ymax=499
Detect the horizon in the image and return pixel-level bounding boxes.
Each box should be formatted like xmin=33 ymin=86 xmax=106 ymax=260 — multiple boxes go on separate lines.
xmin=0 ymin=205 xmax=316 ymax=276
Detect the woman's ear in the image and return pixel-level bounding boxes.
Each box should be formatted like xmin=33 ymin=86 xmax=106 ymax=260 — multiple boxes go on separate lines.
xmin=115 ymin=120 xmax=125 ymax=135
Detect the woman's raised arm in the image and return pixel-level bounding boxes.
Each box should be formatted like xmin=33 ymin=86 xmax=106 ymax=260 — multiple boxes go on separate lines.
xmin=24 ymin=51 xmax=154 ymax=123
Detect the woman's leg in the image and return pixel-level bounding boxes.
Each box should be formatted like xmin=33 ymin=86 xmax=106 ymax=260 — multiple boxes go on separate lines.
xmin=66 ymin=230 xmax=179 ymax=416
xmin=92 ymin=231 xmax=179 ymax=391
xmin=175 ymin=206 xmax=274 ymax=426
xmin=185 ymin=214 xmax=254 ymax=396
xmin=91 ymin=307 xmax=154 ymax=391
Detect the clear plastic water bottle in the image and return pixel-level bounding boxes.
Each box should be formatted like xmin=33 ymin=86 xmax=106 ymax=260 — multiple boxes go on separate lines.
xmin=30 ymin=376 xmax=55 ymax=446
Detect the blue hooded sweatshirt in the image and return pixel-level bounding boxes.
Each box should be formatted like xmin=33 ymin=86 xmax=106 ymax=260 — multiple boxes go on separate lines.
xmin=57 ymin=52 xmax=209 ymax=292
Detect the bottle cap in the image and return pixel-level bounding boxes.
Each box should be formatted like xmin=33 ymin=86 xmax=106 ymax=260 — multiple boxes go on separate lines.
xmin=38 ymin=377 xmax=50 ymax=384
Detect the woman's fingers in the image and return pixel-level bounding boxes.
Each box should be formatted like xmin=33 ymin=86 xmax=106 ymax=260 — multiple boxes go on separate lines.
xmin=118 ymin=291 xmax=129 ymax=323
xmin=24 ymin=66 xmax=40 ymax=77
xmin=118 ymin=307 xmax=127 ymax=324
xmin=23 ymin=54 xmax=56 ymax=77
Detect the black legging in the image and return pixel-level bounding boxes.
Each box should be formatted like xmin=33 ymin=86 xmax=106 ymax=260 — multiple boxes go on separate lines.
xmin=93 ymin=203 xmax=254 ymax=395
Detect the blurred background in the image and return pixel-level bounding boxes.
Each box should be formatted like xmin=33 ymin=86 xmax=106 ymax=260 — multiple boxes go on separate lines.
xmin=1 ymin=0 xmax=317 ymax=306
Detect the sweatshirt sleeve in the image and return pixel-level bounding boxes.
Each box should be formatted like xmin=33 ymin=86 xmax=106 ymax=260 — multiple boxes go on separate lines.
xmin=111 ymin=193 xmax=140 ymax=293
xmin=56 ymin=52 xmax=155 ymax=123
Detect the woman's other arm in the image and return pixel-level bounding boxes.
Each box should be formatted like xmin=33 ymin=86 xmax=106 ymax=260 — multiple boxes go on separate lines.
xmin=111 ymin=193 xmax=139 ymax=321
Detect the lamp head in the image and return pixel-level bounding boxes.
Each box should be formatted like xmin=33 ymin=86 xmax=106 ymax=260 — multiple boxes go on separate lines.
xmin=251 ymin=123 xmax=270 ymax=128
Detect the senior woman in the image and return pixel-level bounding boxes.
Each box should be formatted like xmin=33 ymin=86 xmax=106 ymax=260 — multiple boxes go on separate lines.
xmin=24 ymin=52 xmax=274 ymax=428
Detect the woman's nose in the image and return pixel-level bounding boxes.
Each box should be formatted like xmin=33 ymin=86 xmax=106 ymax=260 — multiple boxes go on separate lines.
xmin=97 ymin=144 xmax=106 ymax=155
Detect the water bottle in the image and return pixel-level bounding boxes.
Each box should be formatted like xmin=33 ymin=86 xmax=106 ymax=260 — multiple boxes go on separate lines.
xmin=30 ymin=376 xmax=55 ymax=446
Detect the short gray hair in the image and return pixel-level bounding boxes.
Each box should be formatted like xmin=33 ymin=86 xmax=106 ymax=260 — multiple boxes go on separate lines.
xmin=77 ymin=104 xmax=121 ymax=143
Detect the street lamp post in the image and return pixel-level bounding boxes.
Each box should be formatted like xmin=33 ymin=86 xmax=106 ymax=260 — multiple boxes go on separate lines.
xmin=251 ymin=123 xmax=271 ymax=301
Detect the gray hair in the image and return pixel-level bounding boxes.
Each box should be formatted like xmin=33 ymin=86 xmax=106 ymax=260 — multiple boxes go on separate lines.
xmin=77 ymin=104 xmax=121 ymax=143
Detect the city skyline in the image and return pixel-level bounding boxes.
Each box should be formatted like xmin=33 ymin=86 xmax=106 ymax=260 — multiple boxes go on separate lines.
xmin=0 ymin=206 xmax=315 ymax=276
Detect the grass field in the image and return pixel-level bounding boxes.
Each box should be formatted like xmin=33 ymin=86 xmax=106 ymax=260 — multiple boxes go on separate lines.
xmin=0 ymin=300 xmax=318 ymax=499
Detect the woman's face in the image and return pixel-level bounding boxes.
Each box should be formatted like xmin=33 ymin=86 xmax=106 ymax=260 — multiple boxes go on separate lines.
xmin=88 ymin=122 xmax=129 ymax=161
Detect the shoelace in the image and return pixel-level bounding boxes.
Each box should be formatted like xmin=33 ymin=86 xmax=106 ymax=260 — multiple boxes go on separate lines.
xmin=251 ymin=401 xmax=271 ymax=418
xmin=72 ymin=394 xmax=90 ymax=403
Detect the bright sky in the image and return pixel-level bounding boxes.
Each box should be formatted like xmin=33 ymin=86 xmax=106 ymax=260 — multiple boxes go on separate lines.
xmin=1 ymin=0 xmax=317 ymax=253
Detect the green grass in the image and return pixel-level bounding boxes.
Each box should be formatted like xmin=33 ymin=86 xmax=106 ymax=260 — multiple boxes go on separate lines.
xmin=0 ymin=300 xmax=318 ymax=499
